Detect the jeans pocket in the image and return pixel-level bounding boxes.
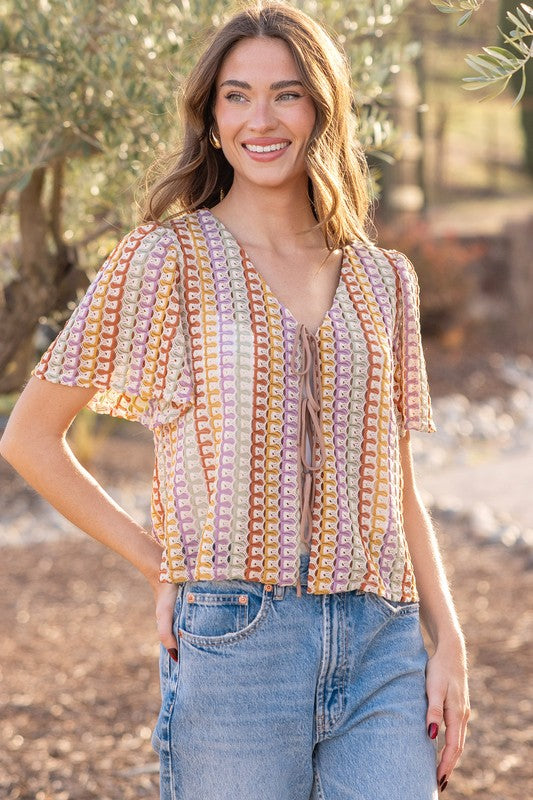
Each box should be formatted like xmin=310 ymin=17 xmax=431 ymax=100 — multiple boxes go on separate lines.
xmin=177 ymin=579 xmax=273 ymax=646
xmin=367 ymin=591 xmax=420 ymax=619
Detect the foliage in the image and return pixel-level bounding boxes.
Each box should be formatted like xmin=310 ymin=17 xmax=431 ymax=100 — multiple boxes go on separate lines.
xmin=0 ymin=0 xmax=425 ymax=263
xmin=0 ymin=0 xmax=530 ymax=391
xmin=0 ymin=0 xmax=431 ymax=392
xmin=429 ymin=0 xmax=533 ymax=105
xmin=0 ymin=0 xmax=206 ymax=205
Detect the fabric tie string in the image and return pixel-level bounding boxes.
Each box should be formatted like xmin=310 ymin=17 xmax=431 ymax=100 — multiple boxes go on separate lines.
xmin=289 ymin=322 xmax=327 ymax=596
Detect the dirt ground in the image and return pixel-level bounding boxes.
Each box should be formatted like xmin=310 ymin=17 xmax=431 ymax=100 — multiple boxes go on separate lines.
xmin=0 ymin=340 xmax=532 ymax=799
xmin=0 ymin=517 xmax=531 ymax=799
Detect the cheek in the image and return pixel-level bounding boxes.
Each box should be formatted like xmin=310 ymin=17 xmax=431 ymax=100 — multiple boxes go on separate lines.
xmin=214 ymin=107 xmax=243 ymax=135
xmin=287 ymin=101 xmax=316 ymax=134
xmin=212 ymin=107 xmax=244 ymax=162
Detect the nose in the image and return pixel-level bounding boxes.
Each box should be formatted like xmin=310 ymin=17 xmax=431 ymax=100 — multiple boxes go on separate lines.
xmin=247 ymin=98 xmax=278 ymax=131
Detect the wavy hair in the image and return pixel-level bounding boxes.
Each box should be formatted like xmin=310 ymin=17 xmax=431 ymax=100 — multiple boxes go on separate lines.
xmin=141 ymin=0 xmax=376 ymax=250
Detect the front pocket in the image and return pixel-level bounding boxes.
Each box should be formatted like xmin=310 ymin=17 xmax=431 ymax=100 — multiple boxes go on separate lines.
xmin=178 ymin=581 xmax=272 ymax=646
xmin=185 ymin=591 xmax=250 ymax=637
xmin=367 ymin=591 xmax=420 ymax=619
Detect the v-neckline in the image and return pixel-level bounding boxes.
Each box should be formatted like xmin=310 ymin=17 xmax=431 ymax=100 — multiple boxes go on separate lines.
xmin=201 ymin=207 xmax=347 ymax=338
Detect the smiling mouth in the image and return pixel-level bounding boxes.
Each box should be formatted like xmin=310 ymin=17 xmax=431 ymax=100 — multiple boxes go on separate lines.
xmin=242 ymin=142 xmax=291 ymax=153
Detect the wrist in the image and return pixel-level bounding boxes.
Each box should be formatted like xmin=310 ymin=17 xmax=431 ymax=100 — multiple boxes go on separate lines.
xmin=434 ymin=627 xmax=467 ymax=656
xmin=133 ymin=528 xmax=163 ymax=587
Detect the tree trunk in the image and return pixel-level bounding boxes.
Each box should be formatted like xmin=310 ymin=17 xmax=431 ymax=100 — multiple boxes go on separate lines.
xmin=0 ymin=164 xmax=82 ymax=393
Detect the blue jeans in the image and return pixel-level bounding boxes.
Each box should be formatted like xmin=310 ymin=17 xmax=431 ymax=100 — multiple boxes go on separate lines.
xmin=152 ymin=553 xmax=439 ymax=799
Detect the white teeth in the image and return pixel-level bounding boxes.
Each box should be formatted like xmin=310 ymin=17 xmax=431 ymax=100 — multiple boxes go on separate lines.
xmin=244 ymin=142 xmax=290 ymax=153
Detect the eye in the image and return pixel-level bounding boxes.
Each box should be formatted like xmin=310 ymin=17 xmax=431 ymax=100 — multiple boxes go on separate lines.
xmin=224 ymin=92 xmax=302 ymax=103
xmin=225 ymin=92 xmax=246 ymax=103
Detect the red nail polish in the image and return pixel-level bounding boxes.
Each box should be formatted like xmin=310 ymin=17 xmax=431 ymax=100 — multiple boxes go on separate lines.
xmin=168 ymin=648 xmax=178 ymax=662
xmin=428 ymin=722 xmax=439 ymax=739
xmin=439 ymin=774 xmax=447 ymax=785
xmin=440 ymin=779 xmax=448 ymax=792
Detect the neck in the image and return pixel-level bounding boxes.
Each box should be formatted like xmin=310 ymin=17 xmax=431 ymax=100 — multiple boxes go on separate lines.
xmin=214 ymin=183 xmax=325 ymax=251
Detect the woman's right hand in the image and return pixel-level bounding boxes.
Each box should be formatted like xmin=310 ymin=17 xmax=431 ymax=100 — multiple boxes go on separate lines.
xmin=152 ymin=580 xmax=180 ymax=661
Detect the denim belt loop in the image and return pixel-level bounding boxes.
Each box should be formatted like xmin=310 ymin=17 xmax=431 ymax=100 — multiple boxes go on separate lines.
xmin=273 ymin=583 xmax=286 ymax=601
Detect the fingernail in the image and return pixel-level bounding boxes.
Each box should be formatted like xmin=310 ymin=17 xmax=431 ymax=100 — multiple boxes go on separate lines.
xmin=168 ymin=648 xmax=178 ymax=662
xmin=439 ymin=774 xmax=447 ymax=786
xmin=440 ymin=779 xmax=448 ymax=792
xmin=428 ymin=722 xmax=439 ymax=739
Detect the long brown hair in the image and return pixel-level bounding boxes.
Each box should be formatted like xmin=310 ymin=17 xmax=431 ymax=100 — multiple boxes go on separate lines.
xmin=141 ymin=0 xmax=376 ymax=250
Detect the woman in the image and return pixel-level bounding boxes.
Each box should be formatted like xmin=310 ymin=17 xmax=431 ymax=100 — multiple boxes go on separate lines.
xmin=0 ymin=2 xmax=470 ymax=798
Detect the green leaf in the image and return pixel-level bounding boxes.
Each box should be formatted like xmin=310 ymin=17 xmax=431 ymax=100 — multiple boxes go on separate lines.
xmin=482 ymin=46 xmax=520 ymax=66
xmin=429 ymin=0 xmax=458 ymax=13
xmin=516 ymin=4 xmax=533 ymax=28
xmin=511 ymin=66 xmax=527 ymax=107
xmin=457 ymin=10 xmax=473 ymax=25
xmin=472 ymin=53 xmax=512 ymax=76
xmin=464 ymin=54 xmax=497 ymax=76
xmin=462 ymin=75 xmax=497 ymax=83
xmin=506 ymin=12 xmax=529 ymax=33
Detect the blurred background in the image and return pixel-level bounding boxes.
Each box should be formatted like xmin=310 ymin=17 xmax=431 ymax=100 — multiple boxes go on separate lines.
xmin=0 ymin=0 xmax=532 ymax=798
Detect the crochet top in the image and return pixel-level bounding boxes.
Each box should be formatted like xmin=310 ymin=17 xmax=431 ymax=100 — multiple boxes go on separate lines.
xmin=31 ymin=207 xmax=437 ymax=599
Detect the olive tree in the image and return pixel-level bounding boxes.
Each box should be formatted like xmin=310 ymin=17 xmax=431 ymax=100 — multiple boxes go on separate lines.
xmin=0 ymin=0 xmax=413 ymax=391
xmin=1 ymin=0 xmax=530 ymax=391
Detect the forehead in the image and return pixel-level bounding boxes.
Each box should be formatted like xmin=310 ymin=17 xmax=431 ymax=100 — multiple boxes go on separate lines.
xmin=217 ymin=37 xmax=300 ymax=84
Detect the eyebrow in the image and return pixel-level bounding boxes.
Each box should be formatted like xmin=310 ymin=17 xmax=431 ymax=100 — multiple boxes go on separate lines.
xmin=219 ymin=79 xmax=304 ymax=90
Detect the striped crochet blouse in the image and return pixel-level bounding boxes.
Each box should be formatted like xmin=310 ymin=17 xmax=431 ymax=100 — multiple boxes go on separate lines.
xmin=31 ymin=207 xmax=437 ymax=600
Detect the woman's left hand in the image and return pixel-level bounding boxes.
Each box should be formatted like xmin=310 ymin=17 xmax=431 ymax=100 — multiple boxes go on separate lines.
xmin=152 ymin=580 xmax=180 ymax=661
xmin=425 ymin=637 xmax=471 ymax=791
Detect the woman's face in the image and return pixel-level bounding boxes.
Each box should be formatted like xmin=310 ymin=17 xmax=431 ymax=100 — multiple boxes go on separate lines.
xmin=212 ymin=36 xmax=317 ymax=191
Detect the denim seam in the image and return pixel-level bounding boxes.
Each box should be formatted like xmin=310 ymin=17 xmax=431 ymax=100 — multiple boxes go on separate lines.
xmin=339 ymin=594 xmax=348 ymax=725
xmin=312 ymin=751 xmax=327 ymax=800
xmin=322 ymin=595 xmax=349 ymax=737
xmin=162 ymin=658 xmax=182 ymax=800
xmin=315 ymin=595 xmax=330 ymax=741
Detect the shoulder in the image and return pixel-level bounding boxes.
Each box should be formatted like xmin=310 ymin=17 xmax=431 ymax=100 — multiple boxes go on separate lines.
xmin=365 ymin=243 xmax=420 ymax=290
xmin=376 ymin=246 xmax=418 ymax=281
xmin=112 ymin=221 xmax=181 ymax=255
xmin=346 ymin=238 xmax=416 ymax=281
xmin=101 ymin=222 xmax=185 ymax=280
xmin=345 ymin=237 xmax=402 ymax=262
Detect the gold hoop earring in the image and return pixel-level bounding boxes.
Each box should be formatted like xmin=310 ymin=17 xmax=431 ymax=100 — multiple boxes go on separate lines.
xmin=209 ymin=126 xmax=222 ymax=149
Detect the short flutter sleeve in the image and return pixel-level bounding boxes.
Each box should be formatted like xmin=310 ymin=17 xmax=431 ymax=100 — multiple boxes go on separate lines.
xmin=30 ymin=223 xmax=193 ymax=430
xmin=389 ymin=249 xmax=437 ymax=437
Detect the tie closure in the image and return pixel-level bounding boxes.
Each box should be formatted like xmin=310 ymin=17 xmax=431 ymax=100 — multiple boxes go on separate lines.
xmin=289 ymin=322 xmax=327 ymax=597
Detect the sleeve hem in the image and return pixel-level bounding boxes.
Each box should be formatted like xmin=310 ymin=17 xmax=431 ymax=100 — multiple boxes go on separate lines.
xmin=30 ymin=368 xmax=149 ymax=424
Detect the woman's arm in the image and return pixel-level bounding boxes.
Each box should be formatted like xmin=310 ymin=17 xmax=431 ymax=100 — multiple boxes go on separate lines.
xmin=399 ymin=431 xmax=463 ymax=648
xmin=0 ymin=376 xmax=179 ymax=656
xmin=399 ymin=430 xmax=471 ymax=790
